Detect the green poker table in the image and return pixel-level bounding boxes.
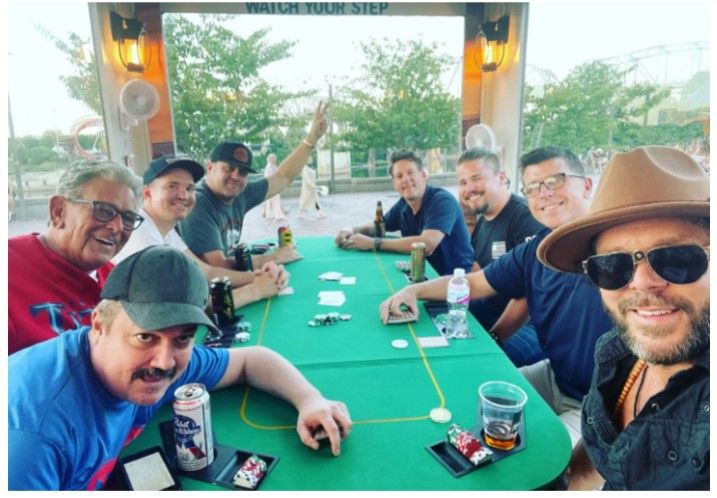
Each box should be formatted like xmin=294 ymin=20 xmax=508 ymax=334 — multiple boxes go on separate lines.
xmin=121 ymin=237 xmax=572 ymax=490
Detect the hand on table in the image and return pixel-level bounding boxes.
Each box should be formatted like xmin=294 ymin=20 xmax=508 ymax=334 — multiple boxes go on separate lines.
xmin=334 ymin=228 xmax=353 ymax=248
xmin=296 ymin=395 xmax=352 ymax=457
xmin=256 ymin=261 xmax=289 ymax=289
xmin=340 ymin=233 xmax=373 ymax=251
xmin=379 ymin=287 xmax=419 ymax=324
xmin=271 ymin=244 xmax=303 ymax=264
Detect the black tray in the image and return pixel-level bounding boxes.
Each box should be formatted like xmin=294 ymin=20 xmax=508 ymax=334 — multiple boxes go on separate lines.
xmin=423 ymin=301 xmax=475 ymax=339
xmin=426 ymin=421 xmax=526 ymax=477
xmin=159 ymin=420 xmax=279 ymax=490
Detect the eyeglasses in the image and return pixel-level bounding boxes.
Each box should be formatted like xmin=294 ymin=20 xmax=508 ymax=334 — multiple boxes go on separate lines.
xmin=521 ymin=172 xmax=584 ymax=198
xmin=582 ymin=244 xmax=710 ymax=290
xmin=67 ymin=198 xmax=144 ymax=231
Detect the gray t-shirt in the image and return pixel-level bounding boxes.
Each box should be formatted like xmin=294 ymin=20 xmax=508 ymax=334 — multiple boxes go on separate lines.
xmin=179 ymin=178 xmax=268 ymax=256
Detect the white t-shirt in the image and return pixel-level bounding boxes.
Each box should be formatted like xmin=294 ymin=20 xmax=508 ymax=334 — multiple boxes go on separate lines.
xmin=112 ymin=207 xmax=189 ymax=265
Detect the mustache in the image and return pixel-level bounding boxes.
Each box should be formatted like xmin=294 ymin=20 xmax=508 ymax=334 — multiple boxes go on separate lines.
xmin=131 ymin=366 xmax=177 ymax=381
xmin=617 ymin=291 xmax=694 ymax=316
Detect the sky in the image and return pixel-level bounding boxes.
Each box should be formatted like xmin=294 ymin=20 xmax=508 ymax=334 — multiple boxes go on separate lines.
xmin=4 ymin=1 xmax=713 ymax=137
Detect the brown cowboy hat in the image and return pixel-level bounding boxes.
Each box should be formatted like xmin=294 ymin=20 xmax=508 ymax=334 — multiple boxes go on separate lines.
xmin=537 ymin=146 xmax=710 ymax=273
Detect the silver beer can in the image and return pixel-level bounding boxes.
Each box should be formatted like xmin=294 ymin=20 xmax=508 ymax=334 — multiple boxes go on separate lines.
xmin=411 ymin=242 xmax=426 ymax=282
xmin=173 ymin=383 xmax=215 ymax=471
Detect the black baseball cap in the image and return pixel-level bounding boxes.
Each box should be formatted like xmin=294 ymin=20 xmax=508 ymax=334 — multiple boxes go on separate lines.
xmin=210 ymin=142 xmax=256 ymax=173
xmin=144 ymin=154 xmax=205 ymax=185
xmin=101 ymin=246 xmax=218 ymax=334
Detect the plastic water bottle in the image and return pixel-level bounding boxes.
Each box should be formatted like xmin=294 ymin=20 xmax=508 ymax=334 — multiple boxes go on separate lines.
xmin=445 ymin=268 xmax=470 ymax=339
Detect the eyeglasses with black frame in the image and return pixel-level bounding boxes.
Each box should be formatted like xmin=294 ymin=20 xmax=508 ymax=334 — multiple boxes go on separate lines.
xmin=582 ymin=244 xmax=710 ymax=290
xmin=67 ymin=198 xmax=144 ymax=231
xmin=521 ymin=172 xmax=584 ymax=198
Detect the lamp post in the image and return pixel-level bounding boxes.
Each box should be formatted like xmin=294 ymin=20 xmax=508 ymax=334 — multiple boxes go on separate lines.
xmin=327 ymin=82 xmax=335 ymax=192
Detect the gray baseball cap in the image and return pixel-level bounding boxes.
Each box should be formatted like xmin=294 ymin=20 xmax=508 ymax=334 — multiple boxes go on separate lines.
xmin=101 ymin=246 xmax=218 ymax=334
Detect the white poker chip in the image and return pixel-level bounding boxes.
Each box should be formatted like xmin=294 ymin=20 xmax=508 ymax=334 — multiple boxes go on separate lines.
xmin=391 ymin=339 xmax=409 ymax=349
xmin=429 ymin=407 xmax=452 ymax=424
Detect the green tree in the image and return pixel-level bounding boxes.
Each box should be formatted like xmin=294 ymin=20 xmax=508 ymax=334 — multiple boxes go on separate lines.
xmin=331 ymin=38 xmax=461 ymax=160
xmin=522 ymin=61 xmax=670 ymax=154
xmin=163 ymin=14 xmax=313 ymax=160
xmin=36 ymin=25 xmax=102 ymax=115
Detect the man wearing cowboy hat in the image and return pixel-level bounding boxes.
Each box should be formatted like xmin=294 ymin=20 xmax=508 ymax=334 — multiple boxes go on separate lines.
xmin=380 ymin=146 xmax=613 ymax=446
xmin=538 ymin=146 xmax=709 ymax=490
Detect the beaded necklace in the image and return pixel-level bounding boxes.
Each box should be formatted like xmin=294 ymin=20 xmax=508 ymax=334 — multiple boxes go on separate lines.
xmin=612 ymin=359 xmax=647 ymax=421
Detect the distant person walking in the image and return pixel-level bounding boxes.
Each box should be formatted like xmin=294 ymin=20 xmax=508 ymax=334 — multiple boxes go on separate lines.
xmin=298 ymin=162 xmax=326 ymax=219
xmin=262 ymin=153 xmax=287 ymax=220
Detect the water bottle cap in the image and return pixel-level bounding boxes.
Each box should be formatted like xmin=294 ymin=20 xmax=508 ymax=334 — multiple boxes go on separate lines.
xmin=453 ymin=268 xmax=465 ymax=277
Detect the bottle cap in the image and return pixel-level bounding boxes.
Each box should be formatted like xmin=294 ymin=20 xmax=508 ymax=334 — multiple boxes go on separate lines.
xmin=453 ymin=268 xmax=466 ymax=277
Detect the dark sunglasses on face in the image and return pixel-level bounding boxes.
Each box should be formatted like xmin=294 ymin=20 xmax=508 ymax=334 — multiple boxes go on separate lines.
xmin=582 ymin=244 xmax=710 ymax=290
xmin=67 ymin=198 xmax=144 ymax=231
xmin=521 ymin=172 xmax=584 ymax=198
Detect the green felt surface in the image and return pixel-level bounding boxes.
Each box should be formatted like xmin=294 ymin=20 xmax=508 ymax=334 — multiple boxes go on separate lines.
xmin=121 ymin=237 xmax=571 ymax=490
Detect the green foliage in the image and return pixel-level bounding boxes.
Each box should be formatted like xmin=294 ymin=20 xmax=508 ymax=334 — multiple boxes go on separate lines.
xmin=522 ymin=61 xmax=673 ymax=154
xmin=36 ymin=25 xmax=102 ymax=115
xmin=163 ymin=15 xmax=312 ymax=161
xmin=331 ymin=38 xmax=461 ymax=158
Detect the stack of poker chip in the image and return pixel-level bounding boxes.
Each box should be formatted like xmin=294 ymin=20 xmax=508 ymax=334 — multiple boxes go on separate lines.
xmin=447 ymin=424 xmax=493 ymax=466
xmin=232 ymin=455 xmax=268 ymax=489
xmin=308 ymin=312 xmax=351 ymax=327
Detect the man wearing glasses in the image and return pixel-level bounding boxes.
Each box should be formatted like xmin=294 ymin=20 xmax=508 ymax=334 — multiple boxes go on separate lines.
xmin=538 ymin=147 xmax=709 ymax=490
xmin=9 ymin=160 xmax=143 ymax=354
xmin=380 ymin=146 xmax=613 ymax=446
xmin=180 ymin=102 xmax=328 ymax=270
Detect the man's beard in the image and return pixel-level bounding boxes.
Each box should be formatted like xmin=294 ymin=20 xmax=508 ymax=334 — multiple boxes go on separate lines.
xmin=608 ymin=291 xmax=710 ymax=365
xmin=465 ymin=192 xmax=488 ymax=215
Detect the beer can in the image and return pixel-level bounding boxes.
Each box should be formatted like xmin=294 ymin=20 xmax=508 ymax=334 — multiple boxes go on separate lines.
xmin=210 ymin=277 xmax=235 ymax=326
xmin=278 ymin=225 xmax=293 ymax=247
xmin=234 ymin=243 xmax=254 ymax=272
xmin=410 ymin=242 xmax=426 ymax=282
xmin=173 ymin=383 xmax=215 ymax=471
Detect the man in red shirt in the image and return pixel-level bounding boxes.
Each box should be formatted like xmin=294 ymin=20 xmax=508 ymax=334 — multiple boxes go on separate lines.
xmin=9 ymin=160 xmax=142 ymax=354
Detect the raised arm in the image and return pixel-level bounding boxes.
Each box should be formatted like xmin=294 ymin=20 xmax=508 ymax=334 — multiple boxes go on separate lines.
xmin=265 ymin=102 xmax=329 ymax=199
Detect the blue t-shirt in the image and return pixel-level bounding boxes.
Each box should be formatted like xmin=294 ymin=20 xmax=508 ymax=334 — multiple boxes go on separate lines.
xmin=483 ymin=228 xmax=613 ymax=400
xmin=8 ymin=328 xmax=229 ymax=490
xmin=383 ymin=185 xmax=473 ymax=276
xmin=179 ymin=178 xmax=269 ymax=256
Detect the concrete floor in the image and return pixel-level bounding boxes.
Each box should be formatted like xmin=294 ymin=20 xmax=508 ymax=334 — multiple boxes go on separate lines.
xmin=8 ymin=186 xmax=459 ymax=242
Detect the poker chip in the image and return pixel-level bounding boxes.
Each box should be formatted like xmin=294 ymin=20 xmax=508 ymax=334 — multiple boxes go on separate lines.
xmin=339 ymin=314 xmax=352 ymax=321
xmin=391 ymin=339 xmax=409 ymax=349
xmin=234 ymin=332 xmax=250 ymax=343
xmin=429 ymin=407 xmax=452 ymax=424
xmin=308 ymin=320 xmax=318 ymax=327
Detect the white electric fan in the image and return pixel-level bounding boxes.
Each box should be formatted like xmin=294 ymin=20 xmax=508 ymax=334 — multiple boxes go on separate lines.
xmin=119 ymin=79 xmax=160 ymax=130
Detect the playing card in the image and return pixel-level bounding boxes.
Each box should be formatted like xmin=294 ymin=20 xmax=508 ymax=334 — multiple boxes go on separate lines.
xmin=278 ymin=286 xmax=294 ymax=296
xmin=318 ymin=271 xmax=343 ymax=281
xmin=387 ymin=312 xmax=417 ymax=324
xmin=339 ymin=276 xmax=356 ymax=285
xmin=418 ymin=336 xmax=450 ymax=348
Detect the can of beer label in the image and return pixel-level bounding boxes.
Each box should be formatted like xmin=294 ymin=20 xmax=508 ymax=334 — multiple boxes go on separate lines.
xmin=410 ymin=242 xmax=426 ymax=282
xmin=210 ymin=277 xmax=235 ymax=326
xmin=234 ymin=243 xmax=254 ymax=272
xmin=278 ymin=225 xmax=293 ymax=247
xmin=173 ymin=383 xmax=215 ymax=471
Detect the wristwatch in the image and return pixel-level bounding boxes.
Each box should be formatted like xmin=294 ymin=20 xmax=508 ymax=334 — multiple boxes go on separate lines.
xmin=373 ymin=237 xmax=382 ymax=251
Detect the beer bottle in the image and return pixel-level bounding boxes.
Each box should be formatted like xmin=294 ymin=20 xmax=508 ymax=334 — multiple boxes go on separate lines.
xmin=374 ymin=201 xmax=385 ymax=238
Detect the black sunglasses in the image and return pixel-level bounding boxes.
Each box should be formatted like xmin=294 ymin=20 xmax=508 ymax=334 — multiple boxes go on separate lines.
xmin=67 ymin=198 xmax=144 ymax=231
xmin=582 ymin=244 xmax=710 ymax=290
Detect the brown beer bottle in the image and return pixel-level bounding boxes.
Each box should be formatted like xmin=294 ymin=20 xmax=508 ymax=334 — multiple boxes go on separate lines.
xmin=374 ymin=201 xmax=385 ymax=237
